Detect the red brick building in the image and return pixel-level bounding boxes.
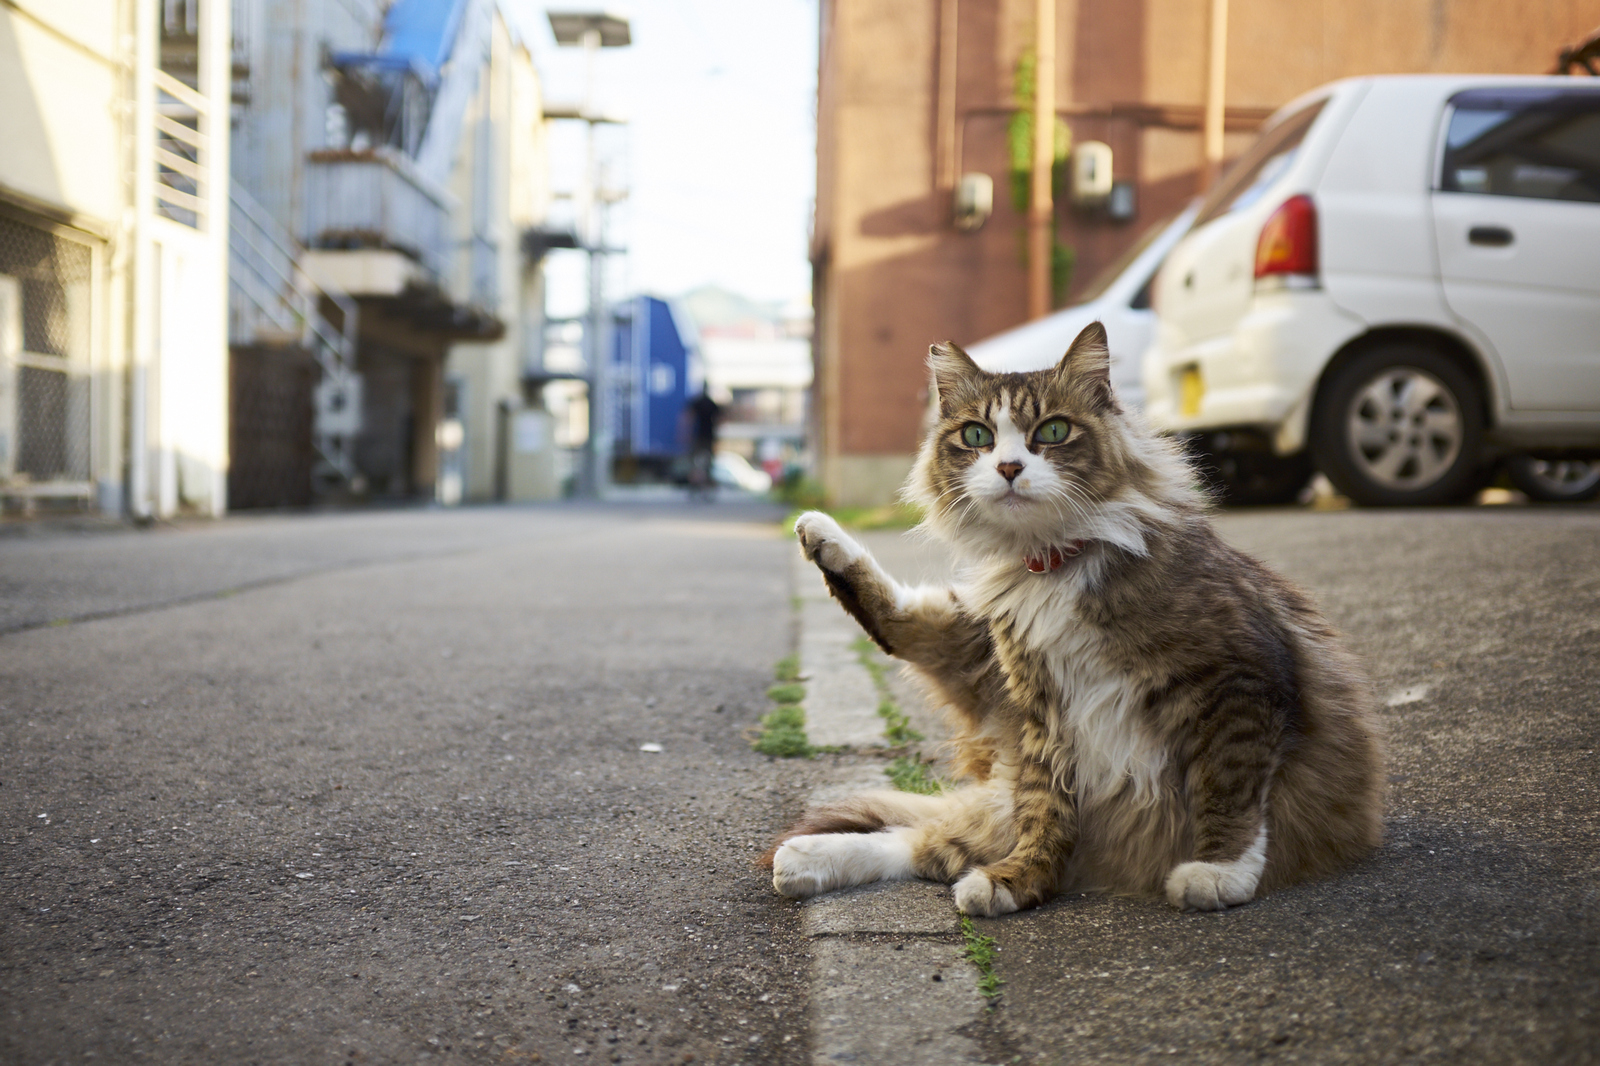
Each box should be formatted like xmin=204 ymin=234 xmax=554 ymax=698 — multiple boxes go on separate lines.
xmin=811 ymin=0 xmax=1598 ymax=505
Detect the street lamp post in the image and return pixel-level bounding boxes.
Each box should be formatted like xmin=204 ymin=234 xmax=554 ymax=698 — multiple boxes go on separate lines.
xmin=548 ymin=11 xmax=630 ymax=498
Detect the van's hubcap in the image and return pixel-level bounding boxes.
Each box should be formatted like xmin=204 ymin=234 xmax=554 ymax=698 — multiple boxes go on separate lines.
xmin=1347 ymin=368 xmax=1462 ymax=490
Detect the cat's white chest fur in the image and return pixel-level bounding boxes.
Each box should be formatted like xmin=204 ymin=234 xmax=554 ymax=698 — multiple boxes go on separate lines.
xmin=967 ymin=560 xmax=1166 ymax=806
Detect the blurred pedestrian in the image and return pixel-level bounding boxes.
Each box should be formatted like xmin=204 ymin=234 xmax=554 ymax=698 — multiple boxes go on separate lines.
xmin=684 ymin=386 xmax=723 ymax=501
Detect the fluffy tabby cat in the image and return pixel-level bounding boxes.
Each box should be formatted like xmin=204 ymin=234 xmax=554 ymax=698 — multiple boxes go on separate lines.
xmin=768 ymin=323 xmax=1383 ymax=915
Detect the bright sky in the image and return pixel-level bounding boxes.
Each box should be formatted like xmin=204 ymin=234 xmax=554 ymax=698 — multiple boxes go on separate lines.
xmin=507 ymin=1 xmax=819 ymax=316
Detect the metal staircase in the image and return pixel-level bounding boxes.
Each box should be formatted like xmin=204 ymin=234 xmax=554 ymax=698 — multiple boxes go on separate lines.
xmin=227 ymin=180 xmax=362 ymax=487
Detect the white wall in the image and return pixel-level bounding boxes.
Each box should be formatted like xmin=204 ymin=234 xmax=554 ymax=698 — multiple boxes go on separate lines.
xmin=0 ymin=3 xmax=121 ymax=224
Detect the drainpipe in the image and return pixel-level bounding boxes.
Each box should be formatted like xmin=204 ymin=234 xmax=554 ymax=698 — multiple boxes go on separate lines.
xmin=129 ymin=0 xmax=157 ymax=520
xmin=1202 ymin=0 xmax=1229 ymax=191
xmin=1028 ymin=0 xmax=1055 ymax=320
xmin=936 ymin=0 xmax=959 ymax=190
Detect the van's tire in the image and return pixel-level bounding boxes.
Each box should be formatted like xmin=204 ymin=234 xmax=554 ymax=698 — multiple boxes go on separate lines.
xmin=1311 ymin=345 xmax=1487 ymax=507
xmin=1190 ymin=445 xmax=1312 ymax=506
xmin=1505 ymin=455 xmax=1600 ymax=502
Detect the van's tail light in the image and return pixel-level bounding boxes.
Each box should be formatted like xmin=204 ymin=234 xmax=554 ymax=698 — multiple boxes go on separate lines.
xmin=1254 ymin=194 xmax=1318 ymax=282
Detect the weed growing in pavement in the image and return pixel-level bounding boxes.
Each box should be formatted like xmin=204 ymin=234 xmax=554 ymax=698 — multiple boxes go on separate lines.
xmin=961 ymin=915 xmax=1004 ymax=1000
xmin=877 ymin=699 xmax=922 ymax=744
xmin=766 ymin=682 xmax=807 ymax=705
xmin=753 ymin=657 xmax=815 ymax=758
xmin=753 ymin=704 xmax=814 ymax=758
xmin=851 ymin=637 xmax=924 ymax=745
xmin=887 ymin=756 xmax=943 ymax=795
xmin=773 ymin=654 xmax=801 ymax=682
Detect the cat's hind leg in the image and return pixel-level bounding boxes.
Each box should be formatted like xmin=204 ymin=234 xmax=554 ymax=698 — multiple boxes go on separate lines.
xmin=768 ymin=785 xmax=1012 ymax=900
xmin=771 ymin=828 xmax=918 ymax=898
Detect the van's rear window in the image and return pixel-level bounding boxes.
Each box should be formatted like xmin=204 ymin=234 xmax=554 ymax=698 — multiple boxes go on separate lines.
xmin=1193 ymin=99 xmax=1328 ymax=228
xmin=1440 ymin=88 xmax=1600 ymax=203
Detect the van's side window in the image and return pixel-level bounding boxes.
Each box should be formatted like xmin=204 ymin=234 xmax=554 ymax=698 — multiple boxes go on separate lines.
xmin=1441 ymin=89 xmax=1600 ymax=203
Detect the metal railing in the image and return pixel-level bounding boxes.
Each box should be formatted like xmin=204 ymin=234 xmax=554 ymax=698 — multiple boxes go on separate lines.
xmin=228 ymin=180 xmax=361 ymax=484
xmin=303 ymin=149 xmax=454 ymax=283
xmin=154 ymin=69 xmax=210 ymax=229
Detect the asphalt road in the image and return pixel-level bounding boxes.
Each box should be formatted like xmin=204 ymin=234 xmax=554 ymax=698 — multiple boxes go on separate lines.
xmin=4 ymin=500 xmax=1598 ymax=1066
xmin=1 ymin=502 xmax=822 ymax=1066
xmin=859 ymin=505 xmax=1600 ymax=1065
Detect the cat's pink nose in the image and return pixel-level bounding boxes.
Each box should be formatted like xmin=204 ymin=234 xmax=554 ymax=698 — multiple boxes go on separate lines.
xmin=997 ymin=461 xmax=1024 ymax=482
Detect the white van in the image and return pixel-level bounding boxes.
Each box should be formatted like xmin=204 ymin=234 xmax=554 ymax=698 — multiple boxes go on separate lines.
xmin=1143 ymin=75 xmax=1600 ymax=505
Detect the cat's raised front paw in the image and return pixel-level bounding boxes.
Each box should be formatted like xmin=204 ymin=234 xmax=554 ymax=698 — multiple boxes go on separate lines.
xmin=953 ymin=869 xmax=1019 ymax=917
xmin=793 ymin=511 xmax=866 ymax=574
xmin=1164 ymin=860 xmax=1258 ymax=911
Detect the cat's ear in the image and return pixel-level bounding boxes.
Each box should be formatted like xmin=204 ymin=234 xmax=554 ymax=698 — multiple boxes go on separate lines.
xmin=929 ymin=342 xmax=982 ymax=416
xmin=1054 ymin=322 xmax=1115 ymax=409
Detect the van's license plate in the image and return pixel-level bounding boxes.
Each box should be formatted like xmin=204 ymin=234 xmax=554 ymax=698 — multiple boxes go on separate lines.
xmin=1178 ymin=366 xmax=1204 ymax=418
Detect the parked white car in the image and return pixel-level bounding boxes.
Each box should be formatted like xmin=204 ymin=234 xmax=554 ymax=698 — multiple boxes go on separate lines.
xmin=966 ymin=205 xmax=1198 ymax=408
xmin=712 ymin=451 xmax=773 ymax=494
xmin=1144 ymin=75 xmax=1600 ymax=505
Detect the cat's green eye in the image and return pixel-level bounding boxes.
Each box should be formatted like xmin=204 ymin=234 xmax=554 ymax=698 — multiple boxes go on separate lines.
xmin=1034 ymin=418 xmax=1070 ymax=445
xmin=960 ymin=423 xmax=994 ymax=448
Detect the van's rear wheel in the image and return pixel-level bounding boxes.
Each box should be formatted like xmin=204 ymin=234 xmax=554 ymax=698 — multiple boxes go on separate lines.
xmin=1312 ymin=346 xmax=1486 ymax=507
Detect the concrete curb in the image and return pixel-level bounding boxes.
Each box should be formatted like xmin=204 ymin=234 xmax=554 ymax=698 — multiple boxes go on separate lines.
xmin=789 ymin=547 xmax=995 ymax=1066
xmin=794 ymin=554 xmax=886 ymax=750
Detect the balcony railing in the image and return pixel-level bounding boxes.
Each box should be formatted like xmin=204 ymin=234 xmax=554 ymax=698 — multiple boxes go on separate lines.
xmin=303 ymin=148 xmax=454 ymax=282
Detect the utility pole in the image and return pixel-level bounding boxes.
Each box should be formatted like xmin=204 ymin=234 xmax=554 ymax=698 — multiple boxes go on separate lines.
xmin=1202 ymin=0 xmax=1229 ymax=191
xmin=1028 ymin=0 xmax=1055 ymax=320
xmin=548 ymin=11 xmax=630 ymax=498
xmin=581 ymin=26 xmax=607 ymax=499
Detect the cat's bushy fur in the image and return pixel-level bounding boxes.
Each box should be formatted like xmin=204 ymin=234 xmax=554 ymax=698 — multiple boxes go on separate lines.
xmin=767 ymin=323 xmax=1383 ymax=915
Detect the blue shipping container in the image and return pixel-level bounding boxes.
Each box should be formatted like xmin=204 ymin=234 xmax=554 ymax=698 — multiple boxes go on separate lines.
xmin=610 ymin=296 xmax=700 ymax=459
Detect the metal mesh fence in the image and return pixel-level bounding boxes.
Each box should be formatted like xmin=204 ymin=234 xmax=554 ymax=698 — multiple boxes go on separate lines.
xmin=0 ymin=214 xmax=93 ymax=484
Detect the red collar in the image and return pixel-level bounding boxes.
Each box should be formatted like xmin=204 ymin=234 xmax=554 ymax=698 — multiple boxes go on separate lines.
xmin=1023 ymin=540 xmax=1087 ymax=573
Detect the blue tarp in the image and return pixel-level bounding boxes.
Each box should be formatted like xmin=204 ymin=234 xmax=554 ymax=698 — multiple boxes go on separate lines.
xmin=330 ymin=0 xmax=467 ymax=85
xmin=380 ymin=0 xmax=468 ymax=78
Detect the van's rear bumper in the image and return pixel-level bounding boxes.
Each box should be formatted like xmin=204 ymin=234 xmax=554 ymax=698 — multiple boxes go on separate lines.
xmin=1143 ymin=290 xmax=1365 ymax=452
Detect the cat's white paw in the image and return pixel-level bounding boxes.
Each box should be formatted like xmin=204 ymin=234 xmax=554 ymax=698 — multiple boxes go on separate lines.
xmin=1164 ymin=860 xmax=1259 ymax=911
xmin=772 ymin=830 xmax=915 ymax=899
xmin=794 ymin=511 xmax=866 ymax=574
xmin=772 ymin=838 xmax=834 ymax=899
xmin=953 ymin=869 xmax=1019 ymax=917
xmin=1165 ymin=827 xmax=1267 ymax=911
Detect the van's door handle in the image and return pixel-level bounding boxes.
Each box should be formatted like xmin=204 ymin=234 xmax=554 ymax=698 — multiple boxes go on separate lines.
xmin=1468 ymin=225 xmax=1514 ymax=247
